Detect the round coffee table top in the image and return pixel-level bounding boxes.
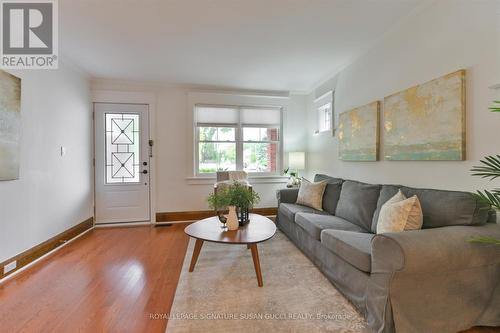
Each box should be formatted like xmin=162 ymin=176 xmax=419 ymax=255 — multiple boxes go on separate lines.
xmin=184 ymin=213 xmax=276 ymax=244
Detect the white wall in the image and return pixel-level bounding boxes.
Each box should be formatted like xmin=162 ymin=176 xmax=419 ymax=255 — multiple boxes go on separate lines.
xmin=305 ymin=0 xmax=500 ymax=192
xmin=92 ymin=82 xmax=308 ymax=214
xmin=0 ymin=63 xmax=93 ymax=262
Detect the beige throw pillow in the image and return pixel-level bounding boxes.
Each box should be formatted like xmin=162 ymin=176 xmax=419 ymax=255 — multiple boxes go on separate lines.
xmin=296 ymin=178 xmax=327 ymax=211
xmin=377 ymin=190 xmax=423 ymax=234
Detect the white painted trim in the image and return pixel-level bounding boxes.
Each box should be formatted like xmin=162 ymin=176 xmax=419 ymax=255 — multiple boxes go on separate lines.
xmin=0 ymin=226 xmax=94 ymax=285
xmin=313 ymin=90 xmax=333 ymax=104
xmin=91 ymin=78 xmax=290 ymax=97
xmin=189 ymin=92 xmax=289 ymax=178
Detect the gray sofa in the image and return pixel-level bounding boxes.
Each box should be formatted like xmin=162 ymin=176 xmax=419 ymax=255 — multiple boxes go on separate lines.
xmin=276 ymin=174 xmax=500 ymax=333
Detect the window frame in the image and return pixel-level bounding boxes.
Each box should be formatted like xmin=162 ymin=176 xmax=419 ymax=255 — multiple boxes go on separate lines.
xmin=314 ymin=90 xmax=334 ymax=135
xmin=194 ymin=104 xmax=283 ymax=177
xmin=317 ymin=102 xmax=332 ymax=133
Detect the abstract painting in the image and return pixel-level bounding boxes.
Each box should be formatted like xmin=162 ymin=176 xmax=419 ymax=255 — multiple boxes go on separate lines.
xmin=384 ymin=70 xmax=465 ymax=160
xmin=0 ymin=70 xmax=21 ymax=180
xmin=338 ymin=101 xmax=380 ymax=161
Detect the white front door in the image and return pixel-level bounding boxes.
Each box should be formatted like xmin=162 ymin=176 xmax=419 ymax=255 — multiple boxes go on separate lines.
xmin=94 ymin=103 xmax=151 ymax=224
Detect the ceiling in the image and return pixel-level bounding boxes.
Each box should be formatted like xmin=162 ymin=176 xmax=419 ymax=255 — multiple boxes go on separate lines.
xmin=60 ymin=0 xmax=425 ymax=91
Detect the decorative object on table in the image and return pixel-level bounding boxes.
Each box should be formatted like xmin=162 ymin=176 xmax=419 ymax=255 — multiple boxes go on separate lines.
xmin=287 ymin=152 xmax=305 ymax=187
xmin=184 ymin=214 xmax=276 ymax=287
xmin=207 ymin=181 xmax=260 ymax=228
xmin=469 ymin=100 xmax=500 ymax=245
xmin=225 ymin=206 xmax=239 ymax=231
xmin=338 ymin=101 xmax=380 ymax=161
xmin=376 ymin=190 xmax=423 ymax=234
xmin=384 ymin=69 xmax=466 ymax=161
xmin=296 ymin=178 xmax=328 ymax=211
xmin=0 ymin=70 xmax=21 ymax=181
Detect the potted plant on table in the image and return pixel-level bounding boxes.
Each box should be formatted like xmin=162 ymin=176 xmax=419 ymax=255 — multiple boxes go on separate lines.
xmin=207 ymin=181 xmax=260 ymax=230
xmin=469 ymin=100 xmax=500 ymax=245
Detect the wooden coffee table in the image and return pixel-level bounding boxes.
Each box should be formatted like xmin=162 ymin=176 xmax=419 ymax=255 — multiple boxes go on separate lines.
xmin=184 ymin=213 xmax=276 ymax=287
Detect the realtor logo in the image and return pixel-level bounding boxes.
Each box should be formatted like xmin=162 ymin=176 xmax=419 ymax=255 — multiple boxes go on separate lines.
xmin=1 ymin=0 xmax=58 ymax=69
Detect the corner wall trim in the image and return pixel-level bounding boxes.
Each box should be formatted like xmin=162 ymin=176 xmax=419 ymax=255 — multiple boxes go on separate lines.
xmin=156 ymin=208 xmax=277 ymax=222
xmin=0 ymin=217 xmax=94 ymax=280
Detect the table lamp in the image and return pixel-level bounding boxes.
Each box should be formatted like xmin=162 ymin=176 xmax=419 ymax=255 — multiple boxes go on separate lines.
xmin=288 ymin=152 xmax=305 ymax=186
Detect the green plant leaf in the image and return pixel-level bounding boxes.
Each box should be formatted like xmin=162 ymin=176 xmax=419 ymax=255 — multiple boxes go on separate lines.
xmin=474 ymin=190 xmax=500 ymax=210
xmin=490 ymin=101 xmax=500 ymax=112
xmin=471 ymin=155 xmax=500 ymax=180
xmin=207 ymin=181 xmax=260 ymax=210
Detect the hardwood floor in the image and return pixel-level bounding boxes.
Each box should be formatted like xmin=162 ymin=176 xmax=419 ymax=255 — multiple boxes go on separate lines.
xmin=0 ymin=223 xmax=497 ymax=333
xmin=0 ymin=224 xmax=190 ymax=333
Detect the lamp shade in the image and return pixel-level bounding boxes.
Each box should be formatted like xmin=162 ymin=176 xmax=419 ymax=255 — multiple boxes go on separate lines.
xmin=289 ymin=152 xmax=305 ymax=170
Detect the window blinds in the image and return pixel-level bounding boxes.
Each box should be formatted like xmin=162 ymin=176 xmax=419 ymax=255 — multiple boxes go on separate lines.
xmin=195 ymin=106 xmax=238 ymax=124
xmin=240 ymin=108 xmax=281 ymax=125
xmin=195 ymin=105 xmax=281 ymax=126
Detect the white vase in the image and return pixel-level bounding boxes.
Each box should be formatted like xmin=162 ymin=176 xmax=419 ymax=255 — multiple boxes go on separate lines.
xmin=226 ymin=206 xmax=239 ymax=230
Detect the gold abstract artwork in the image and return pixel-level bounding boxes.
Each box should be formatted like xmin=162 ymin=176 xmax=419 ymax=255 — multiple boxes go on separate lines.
xmin=338 ymin=101 xmax=380 ymax=161
xmin=0 ymin=70 xmax=21 ymax=180
xmin=384 ymin=70 xmax=465 ymax=160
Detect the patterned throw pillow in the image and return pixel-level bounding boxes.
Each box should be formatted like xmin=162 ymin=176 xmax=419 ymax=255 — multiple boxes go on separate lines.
xmin=376 ymin=190 xmax=423 ymax=234
xmin=296 ymin=178 xmax=328 ymax=211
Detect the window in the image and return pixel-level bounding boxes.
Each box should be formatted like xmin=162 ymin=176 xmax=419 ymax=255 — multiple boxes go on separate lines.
xmin=314 ymin=91 xmax=334 ymax=134
xmin=195 ymin=105 xmax=281 ymax=175
xmin=317 ymin=103 xmax=332 ymax=133
xmin=105 ymin=113 xmax=141 ymax=183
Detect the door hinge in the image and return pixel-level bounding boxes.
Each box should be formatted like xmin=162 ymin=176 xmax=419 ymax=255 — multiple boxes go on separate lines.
xmin=93 ymin=158 xmax=95 ymax=167
xmin=92 ymin=111 xmax=95 ymax=120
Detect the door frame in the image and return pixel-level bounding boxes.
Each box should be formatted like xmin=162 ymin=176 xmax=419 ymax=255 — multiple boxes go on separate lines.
xmin=92 ymin=90 xmax=157 ymax=225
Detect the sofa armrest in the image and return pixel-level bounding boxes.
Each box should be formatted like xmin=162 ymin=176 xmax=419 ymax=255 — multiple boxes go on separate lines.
xmin=276 ymin=188 xmax=299 ymax=205
xmin=371 ymin=224 xmax=500 ymax=274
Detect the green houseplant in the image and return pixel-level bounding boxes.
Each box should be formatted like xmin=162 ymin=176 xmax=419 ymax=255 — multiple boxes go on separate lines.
xmin=207 ymin=181 xmax=260 ymax=226
xmin=469 ymin=101 xmax=500 ymax=245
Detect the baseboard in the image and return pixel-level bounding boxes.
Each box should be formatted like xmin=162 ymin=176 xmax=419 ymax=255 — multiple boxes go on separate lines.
xmin=0 ymin=217 xmax=94 ymax=280
xmin=94 ymin=221 xmax=153 ymax=228
xmin=156 ymin=207 xmax=277 ymax=222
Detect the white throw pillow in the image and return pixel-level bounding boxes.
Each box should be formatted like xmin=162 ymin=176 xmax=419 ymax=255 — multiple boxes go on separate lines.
xmin=376 ymin=190 xmax=423 ymax=234
xmin=296 ymin=178 xmax=327 ymax=211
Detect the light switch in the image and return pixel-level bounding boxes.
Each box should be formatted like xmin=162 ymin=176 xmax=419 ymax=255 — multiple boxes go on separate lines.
xmin=60 ymin=146 xmax=66 ymax=156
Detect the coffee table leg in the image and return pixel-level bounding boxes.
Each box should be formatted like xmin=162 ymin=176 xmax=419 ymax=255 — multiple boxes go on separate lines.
xmin=189 ymin=239 xmax=204 ymax=272
xmin=249 ymin=243 xmax=263 ymax=287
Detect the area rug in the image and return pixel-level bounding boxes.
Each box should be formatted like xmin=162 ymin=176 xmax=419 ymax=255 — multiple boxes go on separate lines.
xmin=166 ymin=230 xmax=368 ymax=333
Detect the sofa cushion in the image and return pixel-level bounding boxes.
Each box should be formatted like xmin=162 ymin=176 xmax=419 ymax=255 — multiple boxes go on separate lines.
xmin=313 ymin=174 xmax=343 ymax=214
xmin=376 ymin=190 xmax=423 ymax=234
xmin=321 ymin=230 xmax=375 ymax=273
xmin=279 ymin=203 xmax=328 ymax=222
xmin=295 ymin=213 xmax=365 ymax=240
xmin=335 ymin=180 xmax=381 ymax=231
xmin=371 ymin=185 xmax=491 ymax=232
xmin=314 ymin=174 xmax=344 ymax=184
xmin=296 ymin=178 xmax=328 ymax=211
xmin=322 ymin=182 xmax=343 ymax=215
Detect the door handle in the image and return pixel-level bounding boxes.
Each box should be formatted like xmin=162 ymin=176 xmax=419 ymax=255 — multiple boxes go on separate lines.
xmin=142 ymin=170 xmax=148 ymax=174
